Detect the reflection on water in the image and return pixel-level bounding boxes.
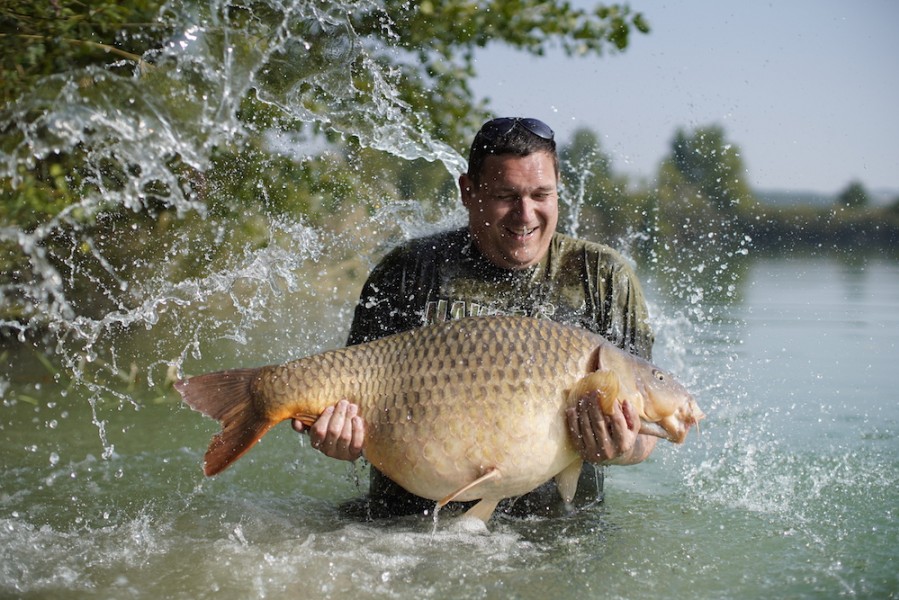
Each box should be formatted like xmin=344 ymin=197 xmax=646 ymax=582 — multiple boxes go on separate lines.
xmin=2 ymin=253 xmax=897 ymax=598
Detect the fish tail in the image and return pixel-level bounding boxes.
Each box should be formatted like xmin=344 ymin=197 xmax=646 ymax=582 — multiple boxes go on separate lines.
xmin=175 ymin=368 xmax=278 ymax=476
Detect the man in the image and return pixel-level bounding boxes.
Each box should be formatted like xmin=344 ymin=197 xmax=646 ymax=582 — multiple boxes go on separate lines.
xmin=294 ymin=117 xmax=657 ymax=517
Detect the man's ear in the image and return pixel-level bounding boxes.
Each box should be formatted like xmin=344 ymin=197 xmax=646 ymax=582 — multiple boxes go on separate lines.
xmin=459 ymin=173 xmax=476 ymax=210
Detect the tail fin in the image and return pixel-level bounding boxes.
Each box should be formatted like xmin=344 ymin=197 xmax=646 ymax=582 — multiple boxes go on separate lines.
xmin=175 ymin=368 xmax=278 ymax=476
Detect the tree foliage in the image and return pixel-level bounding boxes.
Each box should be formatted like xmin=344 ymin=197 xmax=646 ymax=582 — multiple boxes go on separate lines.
xmin=0 ymin=1 xmax=652 ymax=333
xmin=667 ymin=125 xmax=754 ymax=213
xmin=2 ymin=1 xmax=894 ymax=343
xmin=558 ymin=127 xmax=637 ymax=238
xmin=1 ymin=0 xmax=651 ymax=223
xmin=836 ymin=180 xmax=869 ymax=209
xmin=643 ymin=124 xmax=756 ymax=249
xmin=0 ymin=0 xmax=168 ymax=106
xmin=350 ymin=1 xmax=650 ymax=145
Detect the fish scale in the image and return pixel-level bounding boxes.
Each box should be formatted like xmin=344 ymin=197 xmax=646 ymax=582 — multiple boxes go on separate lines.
xmin=177 ymin=315 xmax=703 ymax=522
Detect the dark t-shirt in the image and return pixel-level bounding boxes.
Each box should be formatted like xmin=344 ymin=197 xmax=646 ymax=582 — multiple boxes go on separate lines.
xmin=346 ymin=227 xmax=654 ymax=518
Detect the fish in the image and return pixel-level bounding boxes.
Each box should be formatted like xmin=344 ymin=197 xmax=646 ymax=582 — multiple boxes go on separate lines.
xmin=176 ymin=315 xmax=703 ymax=522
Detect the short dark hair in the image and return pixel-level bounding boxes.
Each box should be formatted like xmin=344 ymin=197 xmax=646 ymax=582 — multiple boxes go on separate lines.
xmin=466 ymin=118 xmax=558 ymax=184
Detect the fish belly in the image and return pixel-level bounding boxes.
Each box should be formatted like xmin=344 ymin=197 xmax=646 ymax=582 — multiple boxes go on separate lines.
xmin=332 ymin=317 xmax=600 ymax=502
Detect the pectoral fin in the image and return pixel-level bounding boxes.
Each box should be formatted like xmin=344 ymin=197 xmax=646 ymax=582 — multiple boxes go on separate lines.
xmin=438 ymin=467 xmax=501 ymax=507
xmin=569 ymin=370 xmax=621 ymax=414
xmin=462 ymin=499 xmax=501 ymax=522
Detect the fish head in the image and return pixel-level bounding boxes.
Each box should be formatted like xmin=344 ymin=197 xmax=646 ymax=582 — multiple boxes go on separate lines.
xmin=597 ymin=344 xmax=704 ymax=444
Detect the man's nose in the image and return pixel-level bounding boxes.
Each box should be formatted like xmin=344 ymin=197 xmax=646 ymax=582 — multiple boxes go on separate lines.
xmin=515 ymin=196 xmax=537 ymax=220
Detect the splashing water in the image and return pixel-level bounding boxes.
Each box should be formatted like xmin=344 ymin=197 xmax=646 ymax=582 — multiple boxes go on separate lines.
xmin=1 ymin=0 xmax=464 ymax=389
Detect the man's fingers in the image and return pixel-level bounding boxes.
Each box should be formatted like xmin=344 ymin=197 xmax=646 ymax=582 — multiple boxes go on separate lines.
xmin=577 ymin=393 xmax=609 ymax=461
xmin=309 ymin=405 xmax=335 ymax=449
xmin=349 ymin=415 xmax=365 ymax=456
xmin=336 ymin=402 xmax=357 ymax=448
xmin=605 ymin=400 xmax=627 ymax=437
xmin=567 ymin=393 xmax=642 ymax=464
xmin=565 ymin=406 xmax=582 ymax=447
xmin=620 ymin=399 xmax=638 ymax=431
xmin=327 ymin=400 xmax=349 ymax=436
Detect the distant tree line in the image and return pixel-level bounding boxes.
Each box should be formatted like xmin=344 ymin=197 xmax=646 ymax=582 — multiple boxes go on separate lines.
xmin=556 ymin=124 xmax=899 ymax=253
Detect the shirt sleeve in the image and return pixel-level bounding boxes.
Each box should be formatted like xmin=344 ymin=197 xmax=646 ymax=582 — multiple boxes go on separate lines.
xmin=589 ymin=244 xmax=654 ymax=361
xmin=614 ymin=260 xmax=654 ymax=360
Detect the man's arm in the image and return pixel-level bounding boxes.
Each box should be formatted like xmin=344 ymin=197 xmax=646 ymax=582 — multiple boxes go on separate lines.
xmin=292 ymin=245 xmax=417 ymax=460
xmin=570 ymin=248 xmax=657 ymax=464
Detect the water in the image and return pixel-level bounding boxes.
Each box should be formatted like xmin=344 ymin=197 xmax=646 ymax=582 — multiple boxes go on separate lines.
xmin=2 ymin=253 xmax=896 ymax=598
xmin=2 ymin=1 xmax=897 ymax=597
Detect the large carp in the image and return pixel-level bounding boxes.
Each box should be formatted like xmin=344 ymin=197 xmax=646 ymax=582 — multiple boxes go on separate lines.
xmin=177 ymin=316 xmax=703 ymax=521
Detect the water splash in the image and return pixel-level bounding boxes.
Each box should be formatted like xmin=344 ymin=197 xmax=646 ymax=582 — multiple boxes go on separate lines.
xmin=1 ymin=0 xmax=465 ymax=402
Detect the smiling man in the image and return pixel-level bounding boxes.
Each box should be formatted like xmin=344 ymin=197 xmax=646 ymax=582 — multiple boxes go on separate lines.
xmin=294 ymin=117 xmax=658 ymax=517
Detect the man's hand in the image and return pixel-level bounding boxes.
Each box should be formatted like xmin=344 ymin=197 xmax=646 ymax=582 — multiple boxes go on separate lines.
xmin=291 ymin=400 xmax=365 ymax=462
xmin=565 ymin=392 xmax=656 ymax=465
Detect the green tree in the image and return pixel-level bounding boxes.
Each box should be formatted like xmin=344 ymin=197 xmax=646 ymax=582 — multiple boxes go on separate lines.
xmin=2 ymin=0 xmax=651 ymax=223
xmin=559 ymin=127 xmax=637 ymax=239
xmin=649 ymin=124 xmax=759 ymax=253
xmin=0 ymin=1 xmax=168 ymax=106
xmin=666 ymin=125 xmax=754 ymax=213
xmin=351 ymin=1 xmax=650 ymax=145
xmin=836 ymin=180 xmax=869 ymax=209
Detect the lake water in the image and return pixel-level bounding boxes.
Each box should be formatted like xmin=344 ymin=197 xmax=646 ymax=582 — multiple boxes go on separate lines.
xmin=1 ymin=249 xmax=896 ymax=599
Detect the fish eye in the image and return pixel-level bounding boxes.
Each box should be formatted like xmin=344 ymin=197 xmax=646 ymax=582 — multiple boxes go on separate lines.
xmin=654 ymin=370 xmax=666 ymax=382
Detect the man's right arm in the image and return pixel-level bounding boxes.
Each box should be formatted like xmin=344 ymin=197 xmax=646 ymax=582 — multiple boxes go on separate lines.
xmin=292 ymin=245 xmax=417 ymax=461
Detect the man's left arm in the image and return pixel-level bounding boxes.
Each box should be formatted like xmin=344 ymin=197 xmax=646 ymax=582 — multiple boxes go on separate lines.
xmin=566 ymin=392 xmax=657 ymax=465
xmin=570 ymin=254 xmax=658 ymax=465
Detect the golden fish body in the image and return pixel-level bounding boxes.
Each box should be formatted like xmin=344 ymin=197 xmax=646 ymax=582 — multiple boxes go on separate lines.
xmin=178 ymin=316 xmax=703 ymax=521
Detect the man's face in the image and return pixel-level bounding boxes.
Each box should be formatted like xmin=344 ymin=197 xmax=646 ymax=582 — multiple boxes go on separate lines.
xmin=460 ymin=152 xmax=559 ymax=270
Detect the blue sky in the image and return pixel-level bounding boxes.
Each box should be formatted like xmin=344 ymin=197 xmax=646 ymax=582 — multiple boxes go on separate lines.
xmin=471 ymin=1 xmax=898 ymax=196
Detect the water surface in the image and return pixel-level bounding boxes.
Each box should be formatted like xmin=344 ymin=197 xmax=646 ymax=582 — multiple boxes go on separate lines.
xmin=2 ymin=251 xmax=896 ymax=598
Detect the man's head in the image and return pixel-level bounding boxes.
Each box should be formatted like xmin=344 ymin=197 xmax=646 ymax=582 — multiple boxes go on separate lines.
xmin=460 ymin=118 xmax=560 ymax=271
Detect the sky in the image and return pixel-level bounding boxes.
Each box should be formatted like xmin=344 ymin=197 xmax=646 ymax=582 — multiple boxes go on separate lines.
xmin=471 ymin=1 xmax=899 ymax=196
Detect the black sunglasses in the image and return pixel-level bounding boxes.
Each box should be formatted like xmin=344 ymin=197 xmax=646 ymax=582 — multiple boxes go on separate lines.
xmin=477 ymin=117 xmax=555 ymax=141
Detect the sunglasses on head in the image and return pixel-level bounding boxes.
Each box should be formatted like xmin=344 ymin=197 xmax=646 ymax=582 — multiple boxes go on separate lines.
xmin=477 ymin=117 xmax=555 ymax=141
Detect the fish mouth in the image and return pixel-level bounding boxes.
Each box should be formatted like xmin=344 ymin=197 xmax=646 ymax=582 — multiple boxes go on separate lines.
xmin=639 ymin=400 xmax=705 ymax=443
xmin=639 ymin=419 xmax=693 ymax=444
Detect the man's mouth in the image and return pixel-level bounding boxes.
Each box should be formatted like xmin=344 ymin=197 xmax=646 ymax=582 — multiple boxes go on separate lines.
xmin=504 ymin=226 xmax=537 ymax=240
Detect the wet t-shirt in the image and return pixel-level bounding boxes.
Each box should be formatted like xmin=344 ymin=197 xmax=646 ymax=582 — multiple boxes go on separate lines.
xmin=348 ymin=228 xmax=653 ymax=356
xmin=345 ymin=227 xmax=655 ymax=518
